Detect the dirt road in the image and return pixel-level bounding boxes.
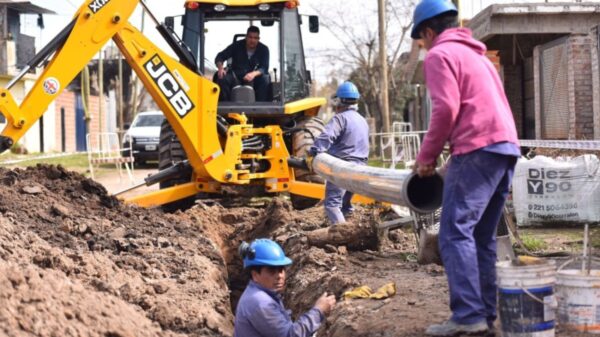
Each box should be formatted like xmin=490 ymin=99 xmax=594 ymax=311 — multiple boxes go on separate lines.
xmin=94 ymin=164 xmax=159 ymax=198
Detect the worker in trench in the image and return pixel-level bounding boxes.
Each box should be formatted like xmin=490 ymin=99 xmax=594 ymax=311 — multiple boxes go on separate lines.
xmin=308 ymin=81 xmax=370 ymax=225
xmin=410 ymin=0 xmax=520 ymax=336
xmin=234 ymin=239 xmax=336 ymax=337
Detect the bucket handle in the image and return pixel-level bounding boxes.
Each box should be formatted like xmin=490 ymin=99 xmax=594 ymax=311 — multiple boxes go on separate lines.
xmin=558 ymin=258 xmax=576 ymax=272
xmin=557 ymin=256 xmax=600 ymax=272
xmin=518 ymin=282 xmax=558 ymax=309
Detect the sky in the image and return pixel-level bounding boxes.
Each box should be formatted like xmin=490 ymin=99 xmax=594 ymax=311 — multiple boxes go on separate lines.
xmin=23 ymin=0 xmax=348 ymax=83
xmin=20 ymin=0 xmax=585 ymax=84
xmin=23 ymin=1 xmax=600 ymax=64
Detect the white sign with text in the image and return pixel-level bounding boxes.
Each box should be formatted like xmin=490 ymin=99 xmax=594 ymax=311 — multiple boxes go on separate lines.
xmin=512 ymin=155 xmax=600 ymax=226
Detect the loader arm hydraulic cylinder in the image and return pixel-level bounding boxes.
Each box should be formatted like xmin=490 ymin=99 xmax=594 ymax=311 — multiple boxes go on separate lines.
xmin=6 ymin=19 xmax=77 ymax=90
xmin=0 ymin=1 xmax=139 ymax=153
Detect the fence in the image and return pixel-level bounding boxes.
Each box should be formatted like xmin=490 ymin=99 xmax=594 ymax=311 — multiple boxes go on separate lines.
xmin=370 ymin=122 xmax=427 ymax=169
xmin=86 ymin=132 xmax=134 ymax=183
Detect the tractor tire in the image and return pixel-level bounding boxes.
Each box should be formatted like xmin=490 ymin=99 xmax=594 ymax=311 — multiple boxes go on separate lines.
xmin=290 ymin=116 xmax=325 ymax=210
xmin=158 ymin=119 xmax=196 ymax=212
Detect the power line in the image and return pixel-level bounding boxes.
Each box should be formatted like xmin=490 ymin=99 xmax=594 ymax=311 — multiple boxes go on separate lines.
xmin=64 ymin=0 xmax=78 ymax=9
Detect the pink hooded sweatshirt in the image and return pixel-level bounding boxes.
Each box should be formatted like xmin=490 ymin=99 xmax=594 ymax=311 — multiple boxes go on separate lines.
xmin=416 ymin=28 xmax=519 ymax=165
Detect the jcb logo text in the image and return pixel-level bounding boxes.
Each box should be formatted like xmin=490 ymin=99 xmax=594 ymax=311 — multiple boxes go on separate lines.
xmin=145 ymin=55 xmax=194 ymax=118
xmin=89 ymin=0 xmax=111 ymax=13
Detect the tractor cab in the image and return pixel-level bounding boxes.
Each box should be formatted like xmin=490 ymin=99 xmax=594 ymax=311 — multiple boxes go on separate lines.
xmin=176 ymin=0 xmax=323 ymax=118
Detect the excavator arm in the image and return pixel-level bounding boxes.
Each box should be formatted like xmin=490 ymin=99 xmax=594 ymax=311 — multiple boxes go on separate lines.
xmin=0 ymin=0 xmax=242 ymax=203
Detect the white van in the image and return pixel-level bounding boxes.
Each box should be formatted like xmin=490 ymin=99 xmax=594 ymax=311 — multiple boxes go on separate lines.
xmin=122 ymin=111 xmax=165 ymax=164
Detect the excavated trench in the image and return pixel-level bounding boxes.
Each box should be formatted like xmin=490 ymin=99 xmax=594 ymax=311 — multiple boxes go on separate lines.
xmin=0 ymin=165 xmax=384 ymax=337
xmin=1 ymin=165 xmax=589 ymax=337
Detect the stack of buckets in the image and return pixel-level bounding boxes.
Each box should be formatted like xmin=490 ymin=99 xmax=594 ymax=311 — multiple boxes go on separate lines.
xmin=497 ymin=257 xmax=600 ymax=336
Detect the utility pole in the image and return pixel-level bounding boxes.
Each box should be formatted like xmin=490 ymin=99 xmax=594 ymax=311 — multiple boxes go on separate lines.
xmin=378 ymin=0 xmax=390 ymax=133
xmin=99 ymin=48 xmax=104 ymax=134
xmin=130 ymin=10 xmax=146 ymax=119
xmin=118 ymin=44 xmax=124 ymax=136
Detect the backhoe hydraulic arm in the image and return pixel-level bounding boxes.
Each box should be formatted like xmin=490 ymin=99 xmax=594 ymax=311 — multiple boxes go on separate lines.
xmin=0 ymin=0 xmax=232 ymax=187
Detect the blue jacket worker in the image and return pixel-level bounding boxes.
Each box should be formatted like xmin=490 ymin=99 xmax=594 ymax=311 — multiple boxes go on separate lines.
xmin=215 ymin=26 xmax=270 ymax=101
xmin=309 ymin=81 xmax=370 ymax=224
xmin=234 ymin=239 xmax=336 ymax=337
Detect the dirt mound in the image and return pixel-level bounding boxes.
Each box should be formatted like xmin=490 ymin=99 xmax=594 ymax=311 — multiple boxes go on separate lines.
xmin=0 ymin=165 xmax=233 ymax=336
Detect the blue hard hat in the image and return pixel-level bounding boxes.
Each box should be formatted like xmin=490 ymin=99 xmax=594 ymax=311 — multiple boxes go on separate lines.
xmin=239 ymin=239 xmax=292 ymax=268
xmin=335 ymin=81 xmax=360 ymax=100
xmin=411 ymin=0 xmax=458 ymax=39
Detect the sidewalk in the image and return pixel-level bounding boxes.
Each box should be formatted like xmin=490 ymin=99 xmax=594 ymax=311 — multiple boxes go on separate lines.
xmin=94 ymin=166 xmax=159 ymax=200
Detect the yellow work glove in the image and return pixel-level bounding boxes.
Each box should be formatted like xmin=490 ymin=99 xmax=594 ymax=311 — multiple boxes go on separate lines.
xmin=343 ymin=282 xmax=397 ymax=300
xmin=343 ymin=285 xmax=373 ymax=300
xmin=369 ymin=282 xmax=396 ymax=299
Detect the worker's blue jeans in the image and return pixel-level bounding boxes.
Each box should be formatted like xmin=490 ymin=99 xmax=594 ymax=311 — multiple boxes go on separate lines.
xmin=324 ymin=159 xmax=365 ymax=224
xmin=439 ymin=149 xmax=516 ymax=326
xmin=324 ymin=182 xmax=354 ymax=224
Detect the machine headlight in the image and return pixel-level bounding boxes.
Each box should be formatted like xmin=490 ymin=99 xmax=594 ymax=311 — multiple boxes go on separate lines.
xmin=258 ymin=4 xmax=270 ymax=11
xmin=214 ymin=4 xmax=226 ymax=12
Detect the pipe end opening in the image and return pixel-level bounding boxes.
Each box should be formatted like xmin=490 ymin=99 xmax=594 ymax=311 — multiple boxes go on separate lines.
xmin=405 ymin=173 xmax=444 ymax=213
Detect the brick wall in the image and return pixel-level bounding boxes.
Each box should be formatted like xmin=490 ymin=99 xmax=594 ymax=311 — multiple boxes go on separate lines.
xmin=54 ymin=90 xmax=107 ymax=152
xmin=534 ymin=35 xmax=595 ymax=140
xmin=488 ymin=50 xmax=527 ymax=138
xmin=487 ymin=50 xmax=502 ymax=73
xmin=503 ymin=64 xmax=523 ymax=138
xmin=54 ymin=91 xmax=76 ymax=153
xmin=533 ymin=46 xmax=542 ymax=139
xmin=567 ymin=35 xmax=594 ymax=139
xmin=592 ymin=27 xmax=600 ymax=140
xmin=523 ymin=57 xmax=536 ymax=139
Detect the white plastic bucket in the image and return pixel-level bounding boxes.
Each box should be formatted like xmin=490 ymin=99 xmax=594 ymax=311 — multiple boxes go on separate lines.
xmin=497 ymin=259 xmax=557 ymax=337
xmin=556 ymin=269 xmax=600 ymax=333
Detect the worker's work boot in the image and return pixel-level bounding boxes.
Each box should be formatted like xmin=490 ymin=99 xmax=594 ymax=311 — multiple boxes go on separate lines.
xmin=425 ymin=320 xmax=489 ymax=336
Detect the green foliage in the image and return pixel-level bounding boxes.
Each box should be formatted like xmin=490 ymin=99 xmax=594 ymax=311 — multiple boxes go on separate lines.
xmin=2 ymin=153 xmax=89 ymax=169
xmin=519 ymin=234 xmax=548 ymax=252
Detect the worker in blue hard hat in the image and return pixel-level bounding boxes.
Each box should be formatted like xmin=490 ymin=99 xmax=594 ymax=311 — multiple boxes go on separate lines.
xmin=411 ymin=0 xmax=520 ymax=336
xmin=233 ymin=239 xmax=336 ymax=337
xmin=308 ymin=81 xmax=370 ymax=224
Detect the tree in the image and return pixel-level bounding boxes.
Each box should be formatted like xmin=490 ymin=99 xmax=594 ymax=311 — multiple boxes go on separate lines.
xmin=309 ymin=0 xmax=417 ymax=133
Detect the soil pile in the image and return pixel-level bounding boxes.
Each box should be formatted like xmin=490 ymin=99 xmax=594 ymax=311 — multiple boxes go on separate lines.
xmin=0 ymin=165 xmax=233 ymax=337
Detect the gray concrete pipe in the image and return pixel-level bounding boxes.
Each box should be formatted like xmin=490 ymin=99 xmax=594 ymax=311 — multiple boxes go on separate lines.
xmin=311 ymin=153 xmax=444 ymax=213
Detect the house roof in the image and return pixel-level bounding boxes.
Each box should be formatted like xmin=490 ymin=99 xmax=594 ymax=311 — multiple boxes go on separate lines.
xmin=0 ymin=0 xmax=55 ymax=15
xmin=187 ymin=0 xmax=290 ymax=5
xmin=468 ymin=2 xmax=600 ymax=42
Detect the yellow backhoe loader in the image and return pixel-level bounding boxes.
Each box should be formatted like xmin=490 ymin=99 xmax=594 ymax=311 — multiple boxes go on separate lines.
xmin=0 ymin=0 xmax=333 ymax=211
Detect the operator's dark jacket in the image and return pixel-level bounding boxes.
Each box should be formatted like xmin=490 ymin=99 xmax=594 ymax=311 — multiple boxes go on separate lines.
xmin=215 ymin=39 xmax=269 ymax=81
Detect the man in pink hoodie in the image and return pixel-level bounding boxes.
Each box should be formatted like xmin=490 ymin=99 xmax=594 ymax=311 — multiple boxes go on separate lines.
xmin=411 ymin=1 xmax=520 ymax=336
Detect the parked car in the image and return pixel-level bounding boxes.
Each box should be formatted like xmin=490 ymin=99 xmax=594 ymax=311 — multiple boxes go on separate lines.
xmin=122 ymin=111 xmax=165 ymax=165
